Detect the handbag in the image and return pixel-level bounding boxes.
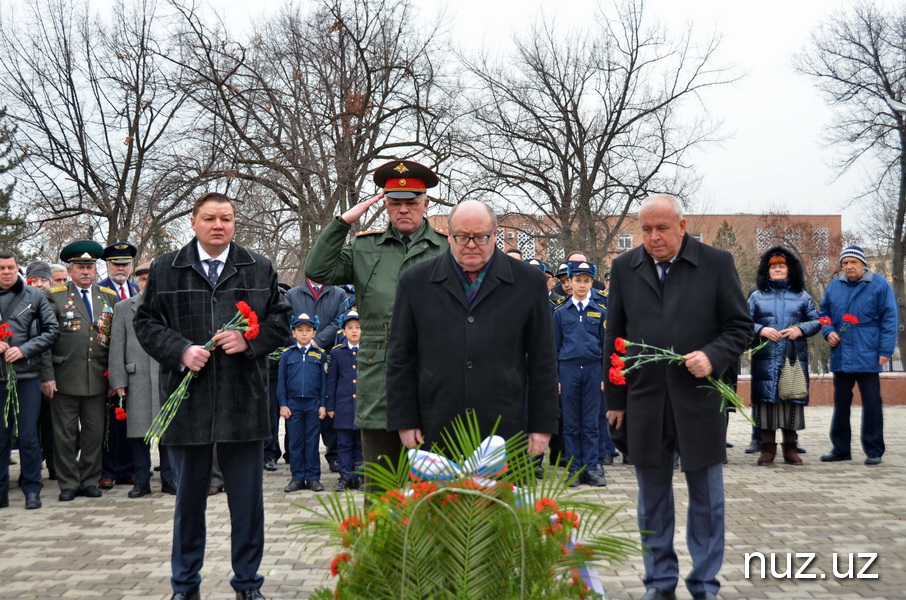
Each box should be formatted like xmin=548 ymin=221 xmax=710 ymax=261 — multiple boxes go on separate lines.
xmin=778 ymin=344 xmax=808 ymax=400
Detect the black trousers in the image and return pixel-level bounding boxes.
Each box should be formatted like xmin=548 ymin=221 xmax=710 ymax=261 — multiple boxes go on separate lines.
xmin=167 ymin=441 xmax=265 ymax=594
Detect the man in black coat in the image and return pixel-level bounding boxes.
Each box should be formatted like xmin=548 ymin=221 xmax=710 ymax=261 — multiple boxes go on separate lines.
xmin=135 ymin=192 xmax=291 ymax=600
xmin=604 ymin=194 xmax=752 ymax=600
xmin=386 ymin=200 xmax=559 ymax=455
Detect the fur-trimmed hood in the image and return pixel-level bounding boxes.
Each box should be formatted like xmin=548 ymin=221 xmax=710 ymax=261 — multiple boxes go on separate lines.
xmin=755 ymin=245 xmax=806 ymax=293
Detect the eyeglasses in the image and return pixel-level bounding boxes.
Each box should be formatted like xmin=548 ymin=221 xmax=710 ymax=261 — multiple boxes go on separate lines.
xmin=451 ymin=234 xmax=492 ymax=246
xmin=385 ymin=199 xmax=425 ymax=209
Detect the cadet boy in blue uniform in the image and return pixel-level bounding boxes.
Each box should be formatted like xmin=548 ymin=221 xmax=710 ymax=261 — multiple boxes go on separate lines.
xmin=553 ymin=261 xmax=607 ymax=487
xmin=326 ymin=310 xmax=363 ymax=491
xmin=278 ymin=313 xmax=327 ymax=493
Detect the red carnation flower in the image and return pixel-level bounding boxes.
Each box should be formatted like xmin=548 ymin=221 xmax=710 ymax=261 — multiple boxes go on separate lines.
xmin=535 ymin=497 xmax=559 ymax=513
xmin=608 ymin=367 xmax=626 ymax=386
xmin=236 ymin=301 xmax=253 ymax=319
xmin=610 ymin=353 xmax=625 ymax=369
xmin=557 ymin=510 xmax=580 ymax=529
xmin=244 ymin=323 xmax=260 ymax=340
xmin=114 ymin=407 xmax=128 ymax=421
xmin=843 ymin=314 xmax=859 ymax=324
xmin=338 ymin=515 xmax=364 ymax=533
xmin=330 ymin=552 xmax=351 ymax=577
xmin=614 ymin=337 xmax=627 ymax=354
xmin=819 ymin=317 xmax=832 ymax=326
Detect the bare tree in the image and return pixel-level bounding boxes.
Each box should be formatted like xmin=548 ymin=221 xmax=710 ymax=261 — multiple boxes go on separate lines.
xmin=795 ymin=0 xmax=906 ymax=357
xmin=166 ymin=0 xmax=459 ymax=280
xmin=456 ymin=0 xmax=734 ymax=266
xmin=0 ymin=0 xmax=217 ymax=256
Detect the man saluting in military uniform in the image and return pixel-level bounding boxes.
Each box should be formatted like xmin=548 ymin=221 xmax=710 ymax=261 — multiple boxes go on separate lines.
xmin=41 ymin=241 xmax=119 ymax=501
xmin=304 ymin=161 xmax=448 ymax=485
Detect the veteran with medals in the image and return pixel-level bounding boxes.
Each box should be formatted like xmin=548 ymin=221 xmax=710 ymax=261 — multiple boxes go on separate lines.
xmin=41 ymin=241 xmax=119 ymax=501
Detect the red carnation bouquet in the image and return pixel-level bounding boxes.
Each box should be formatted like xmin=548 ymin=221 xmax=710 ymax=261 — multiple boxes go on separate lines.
xmin=145 ymin=301 xmax=259 ymax=444
xmin=822 ymin=313 xmax=859 ymax=337
xmin=609 ymin=337 xmax=753 ymax=424
xmin=0 ymin=324 xmax=18 ymax=436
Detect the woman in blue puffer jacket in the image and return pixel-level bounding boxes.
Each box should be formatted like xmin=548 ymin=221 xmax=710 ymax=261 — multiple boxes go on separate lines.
xmin=748 ymin=247 xmax=820 ymax=466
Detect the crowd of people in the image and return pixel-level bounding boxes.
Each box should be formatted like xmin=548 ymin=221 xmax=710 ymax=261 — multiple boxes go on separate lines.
xmin=0 ymin=161 xmax=898 ymax=600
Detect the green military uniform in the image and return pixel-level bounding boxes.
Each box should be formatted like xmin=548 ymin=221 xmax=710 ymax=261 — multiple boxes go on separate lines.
xmin=42 ymin=241 xmax=120 ymax=495
xmin=304 ymin=216 xmax=448 ymax=429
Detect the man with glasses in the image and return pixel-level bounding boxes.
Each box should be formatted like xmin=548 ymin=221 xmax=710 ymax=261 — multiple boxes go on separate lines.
xmin=304 ymin=160 xmax=448 ymax=483
xmin=386 ymin=200 xmax=559 ymax=454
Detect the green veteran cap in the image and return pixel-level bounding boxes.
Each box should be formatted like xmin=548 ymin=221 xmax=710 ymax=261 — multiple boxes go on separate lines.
xmin=60 ymin=240 xmax=104 ymax=264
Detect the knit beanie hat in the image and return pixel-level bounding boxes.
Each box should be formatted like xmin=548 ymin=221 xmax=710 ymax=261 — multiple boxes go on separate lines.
xmin=25 ymin=261 xmax=53 ymax=281
xmin=839 ymin=246 xmax=866 ymax=266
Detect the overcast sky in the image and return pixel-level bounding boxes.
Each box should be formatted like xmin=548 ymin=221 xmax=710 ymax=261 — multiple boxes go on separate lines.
xmin=216 ymin=0 xmax=899 ymax=236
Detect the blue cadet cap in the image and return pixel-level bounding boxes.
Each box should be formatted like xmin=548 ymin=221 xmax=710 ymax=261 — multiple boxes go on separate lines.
xmin=567 ymin=260 xmax=597 ymax=279
xmin=341 ymin=310 xmax=360 ymax=327
xmin=525 ymin=258 xmax=545 ymax=272
xmin=556 ymin=261 xmax=570 ymax=277
xmin=291 ymin=312 xmax=319 ymax=330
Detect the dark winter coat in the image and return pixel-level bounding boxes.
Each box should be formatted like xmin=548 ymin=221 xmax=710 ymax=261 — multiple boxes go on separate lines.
xmin=0 ymin=277 xmax=59 ymax=379
xmin=386 ymin=248 xmax=560 ymax=448
xmin=603 ymin=234 xmax=752 ymax=472
xmin=134 ymin=240 xmax=292 ymax=445
xmin=285 ymin=282 xmax=348 ymax=350
xmin=747 ymin=247 xmax=821 ymax=405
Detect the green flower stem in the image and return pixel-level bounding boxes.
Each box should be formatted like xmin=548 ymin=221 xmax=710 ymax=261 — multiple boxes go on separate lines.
xmin=3 ymin=363 xmax=18 ymax=437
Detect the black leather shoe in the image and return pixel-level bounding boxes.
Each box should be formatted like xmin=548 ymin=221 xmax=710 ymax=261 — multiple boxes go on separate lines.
xmin=161 ymin=480 xmax=177 ymax=495
xmin=820 ymin=452 xmax=852 ymax=462
xmin=80 ymin=486 xmax=102 ymax=498
xmin=128 ymin=483 xmax=152 ymax=498
xmin=264 ymin=458 xmax=278 ymax=472
xmin=58 ymin=489 xmax=78 ymax=502
xmin=692 ymin=592 xmax=718 ymax=600
xmin=308 ymin=480 xmax=325 ymax=492
xmin=567 ymin=472 xmax=580 ymax=488
xmin=334 ymin=476 xmax=353 ymax=492
xmin=641 ymin=589 xmax=676 ymax=600
xmin=328 ymin=459 xmax=340 ymax=473
xmin=235 ymin=588 xmax=266 ymax=600
xmin=0 ymin=494 xmax=8 ymax=508
xmin=865 ymin=456 xmax=882 ymax=465
xmin=284 ymin=480 xmax=307 ymax=493
xmin=725 ymin=441 xmax=734 ymax=448
xmin=170 ymin=592 xmax=200 ymax=600
xmin=25 ymin=492 xmax=42 ymax=509
xmin=601 ymin=453 xmax=615 ymax=466
xmin=582 ymin=469 xmax=607 ymax=487
xmin=744 ymin=440 xmax=759 ymax=454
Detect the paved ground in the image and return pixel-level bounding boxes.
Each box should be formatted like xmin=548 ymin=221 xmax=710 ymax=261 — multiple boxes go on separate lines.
xmin=1 ymin=405 xmax=904 ymax=600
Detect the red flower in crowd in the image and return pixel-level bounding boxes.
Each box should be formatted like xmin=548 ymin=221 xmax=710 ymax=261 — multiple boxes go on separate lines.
xmin=843 ymin=314 xmax=859 ymax=324
xmin=338 ymin=515 xmax=364 ymax=533
xmin=608 ymin=367 xmax=626 ymax=386
xmin=610 ymin=353 xmax=625 ymax=370
xmin=114 ymin=407 xmax=127 ymax=421
xmin=614 ymin=337 xmax=627 ymax=354
xmin=103 ymin=370 xmax=109 ymax=378
xmin=535 ymin=497 xmax=559 ymax=513
xmin=819 ymin=317 xmax=832 ymax=326
xmin=244 ymin=323 xmax=260 ymax=340
xmin=330 ymin=552 xmax=351 ymax=577
xmin=0 ymin=324 xmax=12 ymax=342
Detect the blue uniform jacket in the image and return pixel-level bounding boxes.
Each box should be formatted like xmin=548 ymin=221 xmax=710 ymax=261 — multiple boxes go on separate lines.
xmin=277 ymin=344 xmax=327 ymax=406
xmin=553 ymin=295 xmax=607 ymax=363
xmin=325 ymin=343 xmax=359 ymax=430
xmin=819 ymin=270 xmax=898 ymax=373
